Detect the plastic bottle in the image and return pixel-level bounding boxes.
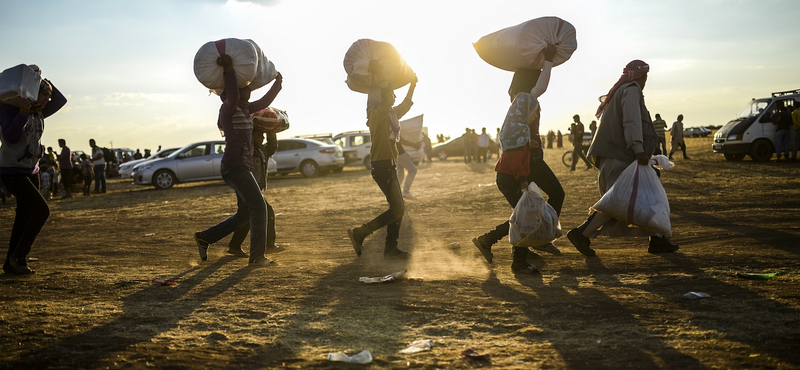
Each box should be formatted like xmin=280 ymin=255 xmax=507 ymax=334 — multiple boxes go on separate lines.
xmin=327 ymin=350 xmax=373 ymax=364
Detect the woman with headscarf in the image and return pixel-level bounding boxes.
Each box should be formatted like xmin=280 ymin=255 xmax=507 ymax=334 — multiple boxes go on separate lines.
xmin=567 ymin=60 xmax=678 ymax=256
xmin=347 ymin=61 xmax=417 ymax=260
xmin=0 ymin=67 xmax=67 ymax=274
xmin=472 ymin=45 xmax=565 ymax=275
xmin=193 ymin=53 xmax=283 ymax=266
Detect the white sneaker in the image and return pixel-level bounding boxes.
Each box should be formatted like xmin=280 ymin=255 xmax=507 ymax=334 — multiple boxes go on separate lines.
xmin=403 ymin=192 xmax=417 ymax=200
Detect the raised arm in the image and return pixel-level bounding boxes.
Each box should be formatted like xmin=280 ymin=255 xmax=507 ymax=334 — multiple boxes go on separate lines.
xmin=249 ymin=73 xmax=283 ymax=113
xmin=529 ymin=45 xmax=556 ymax=98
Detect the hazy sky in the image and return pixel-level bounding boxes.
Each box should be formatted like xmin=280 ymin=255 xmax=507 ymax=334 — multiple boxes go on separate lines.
xmin=2 ymin=0 xmax=798 ymax=152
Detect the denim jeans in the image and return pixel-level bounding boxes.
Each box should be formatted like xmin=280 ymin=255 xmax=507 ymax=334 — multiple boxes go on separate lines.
xmin=396 ymin=152 xmax=417 ymax=194
xmin=776 ymin=129 xmax=790 ymax=159
xmin=0 ymin=174 xmax=50 ymax=267
xmin=363 ymin=159 xmax=405 ymax=248
xmin=93 ymin=163 xmax=106 ymax=192
xmin=229 ymin=202 xmax=275 ymax=250
xmin=483 ymin=157 xmax=564 ymax=245
xmin=200 ymin=164 xmax=267 ymax=262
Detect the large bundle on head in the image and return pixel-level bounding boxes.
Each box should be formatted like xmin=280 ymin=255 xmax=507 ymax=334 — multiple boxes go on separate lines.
xmin=194 ymin=38 xmax=277 ymax=93
xmin=473 ymin=17 xmax=577 ymax=71
xmin=343 ymin=39 xmax=415 ymax=93
xmin=0 ymin=64 xmax=42 ymax=107
xmin=251 ymin=107 xmax=290 ymax=133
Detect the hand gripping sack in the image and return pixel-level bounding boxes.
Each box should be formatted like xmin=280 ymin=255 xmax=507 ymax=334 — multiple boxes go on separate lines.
xmin=0 ymin=64 xmax=42 ymax=106
xmin=343 ymin=39 xmax=415 ymax=93
xmin=509 ymin=182 xmax=563 ymax=247
xmin=251 ymin=107 xmax=290 ymax=133
xmin=473 ymin=16 xmax=577 ymax=71
xmin=194 ymin=38 xmax=258 ymax=90
xmin=591 ymin=161 xmax=672 ymax=237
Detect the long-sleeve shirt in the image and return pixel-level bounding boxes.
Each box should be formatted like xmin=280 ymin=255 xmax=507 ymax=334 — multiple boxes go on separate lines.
xmin=58 ymin=146 xmax=73 ymax=170
xmin=367 ymin=94 xmax=413 ymax=163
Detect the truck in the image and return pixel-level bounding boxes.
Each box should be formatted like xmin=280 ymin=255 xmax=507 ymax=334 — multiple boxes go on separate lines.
xmin=713 ymin=89 xmax=799 ymax=162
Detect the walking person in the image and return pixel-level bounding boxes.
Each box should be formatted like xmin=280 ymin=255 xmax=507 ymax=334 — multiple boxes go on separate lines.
xmin=89 ymin=139 xmax=106 ymax=193
xmin=347 ymin=63 xmax=417 ymax=259
xmin=472 ymin=45 xmax=565 ymax=274
xmin=57 ymin=138 xmax=73 ymax=199
xmin=396 ymin=140 xmax=419 ymax=200
xmin=566 ymin=60 xmax=678 ymax=256
xmin=477 ymin=127 xmax=491 ymax=162
xmin=652 ymin=113 xmax=668 ymax=155
xmin=461 ymin=128 xmax=473 ymax=163
xmin=79 ymin=153 xmax=93 ymax=196
xmin=193 ymin=54 xmax=283 ymax=266
xmin=570 ymin=115 xmax=593 ymax=171
xmin=668 ymin=114 xmax=690 ymax=159
xmin=0 ymin=72 xmax=67 ymax=274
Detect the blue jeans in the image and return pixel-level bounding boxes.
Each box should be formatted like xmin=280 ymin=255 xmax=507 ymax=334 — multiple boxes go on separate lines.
xmin=776 ymin=129 xmax=790 ymax=159
xmin=93 ymin=163 xmax=106 ymax=192
xmin=200 ymin=164 xmax=267 ymax=262
xmin=363 ymin=160 xmax=404 ymax=248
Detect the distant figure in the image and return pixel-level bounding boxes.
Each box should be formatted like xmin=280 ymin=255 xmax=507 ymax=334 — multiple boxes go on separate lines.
xmin=89 ymin=139 xmax=106 ymax=193
xmin=791 ymin=105 xmax=800 ymax=162
xmin=570 ymin=115 xmax=592 ymax=171
xmin=556 ymin=130 xmax=563 ymax=148
xmin=144 ymin=149 xmax=151 ymax=158
xmin=461 ymin=128 xmax=473 ymax=163
xmin=45 ymin=146 xmax=59 ymax=195
xmin=122 ymin=153 xmax=131 ymax=163
xmin=396 ymin=140 xmax=419 ymax=199
xmin=133 ymin=149 xmax=143 ymax=160
xmin=477 ymin=127 xmax=491 ymax=163
xmin=669 ymin=114 xmax=690 ymax=159
xmin=495 ymin=127 xmax=502 ymax=155
xmin=39 ymin=168 xmax=52 ymax=201
xmin=546 ymin=130 xmax=555 ymax=149
xmin=589 ymin=120 xmax=598 ymax=140
xmin=422 ymin=131 xmax=433 ymax=164
xmin=79 ymin=153 xmax=93 ymax=196
xmin=772 ymin=103 xmax=792 ymax=161
xmin=652 ymin=113 xmax=668 ymax=155
xmin=57 ymin=139 xmax=73 ymax=199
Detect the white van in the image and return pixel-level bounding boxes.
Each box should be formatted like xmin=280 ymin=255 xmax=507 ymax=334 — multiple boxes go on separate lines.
xmin=333 ymin=130 xmax=372 ymax=169
xmin=713 ymin=89 xmax=799 ymax=161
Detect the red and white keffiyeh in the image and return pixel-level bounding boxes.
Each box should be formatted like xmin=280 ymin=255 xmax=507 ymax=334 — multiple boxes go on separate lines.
xmin=595 ymin=60 xmax=649 ymax=118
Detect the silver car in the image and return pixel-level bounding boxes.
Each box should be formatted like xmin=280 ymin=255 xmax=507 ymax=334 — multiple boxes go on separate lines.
xmin=119 ymin=147 xmax=179 ymax=179
xmin=132 ymin=141 xmax=226 ymax=189
xmin=273 ymin=138 xmax=345 ymax=177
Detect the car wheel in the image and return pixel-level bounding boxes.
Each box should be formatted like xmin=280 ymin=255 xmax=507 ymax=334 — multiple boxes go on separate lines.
xmin=437 ymin=151 xmax=447 ymax=161
xmin=332 ymin=167 xmax=344 ymax=173
xmin=748 ymin=139 xmax=774 ymax=162
xmin=363 ymin=156 xmax=371 ymax=170
xmin=152 ymin=169 xmax=176 ymax=189
xmin=724 ymin=153 xmax=746 ymax=161
xmin=300 ymin=160 xmax=319 ymax=178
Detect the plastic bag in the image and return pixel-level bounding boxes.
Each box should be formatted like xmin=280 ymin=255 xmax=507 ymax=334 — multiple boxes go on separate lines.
xmin=194 ymin=38 xmax=258 ymax=90
xmin=591 ymin=161 xmax=672 ymax=236
xmin=509 ymin=182 xmax=563 ymax=247
xmin=473 ymin=17 xmax=577 ymax=71
xmin=343 ymin=39 xmax=415 ymax=93
xmin=251 ymin=107 xmax=290 ymax=133
xmin=0 ymin=64 xmax=42 ymax=106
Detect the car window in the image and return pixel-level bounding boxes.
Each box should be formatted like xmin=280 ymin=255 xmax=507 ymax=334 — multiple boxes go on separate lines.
xmin=334 ymin=138 xmax=345 ymax=148
xmin=213 ymin=143 xmax=226 ymax=155
xmin=183 ymin=144 xmax=209 ymax=158
xmin=350 ymin=135 xmax=365 ymax=147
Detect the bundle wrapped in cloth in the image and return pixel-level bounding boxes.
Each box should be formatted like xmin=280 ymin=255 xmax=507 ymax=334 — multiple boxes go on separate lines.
xmin=0 ymin=64 xmax=42 ymax=106
xmin=473 ymin=16 xmax=577 ymax=71
xmin=250 ymin=107 xmax=289 ymax=133
xmin=194 ymin=38 xmax=277 ymax=93
xmin=343 ymin=39 xmax=415 ymax=93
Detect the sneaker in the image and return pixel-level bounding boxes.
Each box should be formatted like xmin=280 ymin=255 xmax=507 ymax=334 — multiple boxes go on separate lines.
xmin=567 ymin=229 xmax=596 ymax=256
xmin=472 ymin=236 xmax=493 ymax=263
xmin=402 ymin=192 xmax=417 ymax=200
xmin=347 ymin=227 xmax=366 ymax=257
xmin=511 ymin=262 xmax=540 ymax=274
xmin=7 ymin=257 xmax=34 ymax=275
xmin=249 ymin=257 xmax=275 ymax=267
xmin=195 ymin=232 xmax=210 ymax=262
xmin=532 ymin=243 xmax=562 ymax=255
xmin=648 ymin=236 xmax=679 ymax=254
xmin=265 ymin=245 xmax=287 ymax=255
xmin=225 ymin=248 xmax=249 ymax=258
xmin=384 ymin=248 xmax=410 ymax=259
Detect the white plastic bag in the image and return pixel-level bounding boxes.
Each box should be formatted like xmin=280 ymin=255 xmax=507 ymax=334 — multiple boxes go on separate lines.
xmin=193 ymin=38 xmax=258 ymax=90
xmin=399 ymin=114 xmax=424 ymax=162
xmin=0 ymin=64 xmax=42 ymax=106
xmin=473 ymin=16 xmax=577 ymax=71
xmin=591 ymin=161 xmax=672 ymax=236
xmin=509 ymin=182 xmax=563 ymax=247
xmin=343 ymin=39 xmax=415 ymax=93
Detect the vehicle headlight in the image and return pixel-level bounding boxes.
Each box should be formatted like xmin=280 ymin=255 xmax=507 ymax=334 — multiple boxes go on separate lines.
xmin=138 ymin=164 xmax=153 ymax=171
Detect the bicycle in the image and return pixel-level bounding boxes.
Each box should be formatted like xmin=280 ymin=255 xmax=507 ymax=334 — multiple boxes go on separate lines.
xmin=561 ymin=147 xmax=589 ymax=168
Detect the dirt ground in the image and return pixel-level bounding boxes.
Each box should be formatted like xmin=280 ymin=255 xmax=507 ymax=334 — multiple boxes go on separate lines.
xmin=1 ymin=135 xmax=799 ymax=369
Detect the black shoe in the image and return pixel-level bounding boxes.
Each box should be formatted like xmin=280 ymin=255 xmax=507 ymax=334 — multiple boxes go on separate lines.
xmin=648 ymin=236 xmax=679 ymax=253
xmin=472 ymin=235 xmax=494 ymax=263
xmin=683 ymin=156 xmax=691 ymax=160
xmin=347 ymin=227 xmax=367 ymax=257
xmin=195 ymin=232 xmax=210 ymax=261
xmin=384 ymin=248 xmax=410 ymax=259
xmin=511 ymin=262 xmax=540 ymax=274
xmin=249 ymin=256 xmax=274 ymax=267
xmin=567 ymin=229 xmax=596 ymax=256
xmin=225 ymin=248 xmax=249 ymax=258
xmin=7 ymin=257 xmax=34 ymax=274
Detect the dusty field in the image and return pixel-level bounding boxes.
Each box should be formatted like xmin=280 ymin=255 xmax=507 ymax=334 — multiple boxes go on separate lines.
xmin=1 ymin=136 xmax=799 ymax=369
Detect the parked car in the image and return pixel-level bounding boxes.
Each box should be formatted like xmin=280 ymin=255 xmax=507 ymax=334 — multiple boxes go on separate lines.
xmin=683 ymin=127 xmax=710 ymax=138
xmin=132 ymin=141 xmax=226 ymax=189
xmin=119 ymin=147 xmax=179 ymax=179
xmin=431 ymin=136 xmax=497 ymax=161
xmin=333 ymin=130 xmax=371 ymax=169
xmin=273 ymin=138 xmax=345 ymax=177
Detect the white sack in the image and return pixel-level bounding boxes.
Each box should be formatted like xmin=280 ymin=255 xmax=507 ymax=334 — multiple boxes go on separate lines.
xmin=473 ymin=17 xmax=577 ymax=71
xmin=399 ymin=114 xmax=424 ymax=162
xmin=194 ymin=38 xmax=258 ymax=90
xmin=246 ymin=39 xmax=278 ymax=92
xmin=591 ymin=162 xmax=672 ymax=237
xmin=343 ymin=39 xmax=415 ymax=94
xmin=0 ymin=64 xmax=42 ymax=106
xmin=509 ymin=182 xmax=563 ymax=247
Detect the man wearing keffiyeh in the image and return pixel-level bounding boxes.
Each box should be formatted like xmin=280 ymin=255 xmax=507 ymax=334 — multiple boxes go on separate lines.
xmin=567 ymin=59 xmax=679 ymax=256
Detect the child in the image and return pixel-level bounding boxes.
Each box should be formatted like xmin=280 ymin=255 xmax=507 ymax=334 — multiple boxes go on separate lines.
xmin=79 ymin=153 xmax=93 ymax=196
xmin=39 ymin=166 xmax=52 ymax=201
